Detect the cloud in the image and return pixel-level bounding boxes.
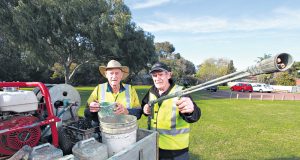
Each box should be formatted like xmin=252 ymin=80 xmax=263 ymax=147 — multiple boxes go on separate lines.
xmin=137 ymin=7 xmax=300 ymax=33
xmin=139 ymin=16 xmax=229 ymax=33
xmin=129 ymin=0 xmax=171 ymax=9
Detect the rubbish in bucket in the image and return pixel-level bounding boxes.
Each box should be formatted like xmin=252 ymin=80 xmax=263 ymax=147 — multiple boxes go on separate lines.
xmin=100 ymin=115 xmax=137 ymax=157
xmin=98 ymin=102 xmax=116 ymax=118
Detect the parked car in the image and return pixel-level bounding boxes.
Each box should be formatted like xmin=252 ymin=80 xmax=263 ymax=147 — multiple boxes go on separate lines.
xmin=230 ymin=83 xmax=253 ymax=92
xmin=206 ymin=86 xmax=218 ymax=92
xmin=251 ymin=83 xmax=273 ymax=93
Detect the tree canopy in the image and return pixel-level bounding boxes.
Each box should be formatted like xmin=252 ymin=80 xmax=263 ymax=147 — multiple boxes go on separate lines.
xmin=0 ymin=0 xmax=157 ymax=84
xmin=155 ymin=41 xmax=175 ymax=54
xmin=290 ymin=61 xmax=300 ymax=79
xmin=196 ymin=58 xmax=236 ymax=82
xmin=160 ymin=56 xmax=196 ymax=78
xmin=273 ymin=72 xmax=296 ymax=86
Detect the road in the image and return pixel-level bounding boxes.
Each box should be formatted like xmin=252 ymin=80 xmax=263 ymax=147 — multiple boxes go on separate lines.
xmin=202 ymin=90 xmax=300 ymax=100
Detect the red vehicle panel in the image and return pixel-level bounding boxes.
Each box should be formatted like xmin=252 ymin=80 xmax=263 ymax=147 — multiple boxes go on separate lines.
xmin=230 ymin=83 xmax=253 ymax=92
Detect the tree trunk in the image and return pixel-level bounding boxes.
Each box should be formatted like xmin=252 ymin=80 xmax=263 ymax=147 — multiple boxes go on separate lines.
xmin=68 ymin=60 xmax=89 ymax=81
xmin=64 ymin=64 xmax=70 ymax=84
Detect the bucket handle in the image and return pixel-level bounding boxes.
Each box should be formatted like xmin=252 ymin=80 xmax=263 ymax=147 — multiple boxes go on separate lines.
xmin=32 ymin=143 xmax=51 ymax=152
xmin=78 ymin=137 xmax=96 ymax=147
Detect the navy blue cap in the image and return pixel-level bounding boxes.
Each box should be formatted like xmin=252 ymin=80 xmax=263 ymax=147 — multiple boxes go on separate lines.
xmin=149 ymin=62 xmax=171 ymax=73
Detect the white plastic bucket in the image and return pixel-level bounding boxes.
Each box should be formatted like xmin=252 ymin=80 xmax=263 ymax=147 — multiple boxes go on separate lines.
xmin=100 ymin=115 xmax=137 ymax=157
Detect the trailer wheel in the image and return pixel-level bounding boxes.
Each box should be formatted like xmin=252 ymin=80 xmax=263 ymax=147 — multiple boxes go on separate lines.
xmin=58 ymin=127 xmax=74 ymax=155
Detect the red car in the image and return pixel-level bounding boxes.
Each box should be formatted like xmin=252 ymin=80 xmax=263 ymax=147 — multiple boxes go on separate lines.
xmin=230 ymin=83 xmax=253 ymax=92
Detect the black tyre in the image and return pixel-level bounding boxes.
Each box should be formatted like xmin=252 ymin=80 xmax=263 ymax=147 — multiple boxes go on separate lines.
xmin=259 ymin=89 xmax=263 ymax=93
xmin=241 ymin=89 xmax=244 ymax=92
xmin=58 ymin=127 xmax=74 ymax=155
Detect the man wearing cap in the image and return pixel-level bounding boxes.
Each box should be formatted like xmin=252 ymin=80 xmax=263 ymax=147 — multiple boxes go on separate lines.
xmin=142 ymin=62 xmax=201 ymax=160
xmin=84 ymin=60 xmax=142 ymax=123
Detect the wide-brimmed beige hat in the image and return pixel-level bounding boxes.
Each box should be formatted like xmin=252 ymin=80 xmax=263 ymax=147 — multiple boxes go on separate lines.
xmin=99 ymin=60 xmax=129 ymax=80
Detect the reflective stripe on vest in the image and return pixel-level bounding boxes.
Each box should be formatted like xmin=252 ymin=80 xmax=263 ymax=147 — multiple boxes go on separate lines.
xmin=171 ymin=93 xmax=177 ymax=129
xmin=99 ymin=83 xmax=131 ymax=108
xmin=100 ymin=83 xmax=106 ymax=102
xmin=151 ymin=127 xmax=190 ymax=135
xmin=124 ymin=84 xmax=131 ymax=108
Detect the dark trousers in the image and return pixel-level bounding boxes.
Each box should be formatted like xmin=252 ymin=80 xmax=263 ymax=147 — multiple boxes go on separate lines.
xmin=159 ymin=149 xmax=189 ymax=160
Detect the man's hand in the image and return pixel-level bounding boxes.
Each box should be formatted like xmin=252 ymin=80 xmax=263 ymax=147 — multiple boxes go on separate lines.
xmin=176 ymin=97 xmax=194 ymax=114
xmin=143 ymin=104 xmax=151 ymax=115
xmin=89 ymin=100 xmax=100 ymax=112
xmin=114 ymin=103 xmax=129 ymax=115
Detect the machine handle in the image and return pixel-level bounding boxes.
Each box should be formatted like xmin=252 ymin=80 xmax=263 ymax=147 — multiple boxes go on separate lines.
xmin=78 ymin=137 xmax=96 ymax=147
xmin=32 ymin=143 xmax=51 ymax=151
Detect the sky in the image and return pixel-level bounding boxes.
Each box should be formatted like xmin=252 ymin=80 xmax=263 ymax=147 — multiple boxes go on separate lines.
xmin=124 ymin=0 xmax=300 ymax=70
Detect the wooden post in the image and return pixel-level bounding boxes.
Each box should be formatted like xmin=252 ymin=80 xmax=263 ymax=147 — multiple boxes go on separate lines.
xmin=272 ymin=95 xmax=275 ymax=101
xmin=249 ymin=93 xmax=252 ymax=100
xmin=236 ymin=94 xmax=239 ymax=100
xmin=230 ymin=92 xmax=233 ymax=100
xmin=281 ymin=95 xmax=285 ymax=100
xmin=260 ymin=94 xmax=263 ymax=100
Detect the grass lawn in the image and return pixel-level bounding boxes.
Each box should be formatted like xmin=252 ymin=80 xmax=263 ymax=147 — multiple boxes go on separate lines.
xmin=190 ymin=99 xmax=300 ymax=159
xmin=77 ymin=86 xmax=300 ymax=159
xmin=218 ymin=86 xmax=230 ymax=90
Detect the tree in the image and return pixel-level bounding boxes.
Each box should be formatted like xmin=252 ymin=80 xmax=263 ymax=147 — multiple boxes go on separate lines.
xmin=160 ymin=58 xmax=196 ymax=86
xmin=196 ymin=58 xmax=236 ymax=82
xmin=1 ymin=0 xmax=157 ymax=84
xmin=273 ymin=72 xmax=295 ymax=86
xmin=71 ymin=62 xmax=105 ymax=85
xmin=0 ymin=35 xmax=23 ymax=81
xmin=290 ymin=61 xmax=300 ymax=79
xmin=227 ymin=60 xmax=236 ymax=74
xmin=155 ymin=41 xmax=175 ymax=59
xmin=161 ymin=58 xmax=195 ymax=79
xmin=2 ymin=0 xmax=132 ymax=84
xmin=0 ymin=1 xmax=24 ymax=81
xmin=21 ymin=50 xmax=54 ymax=82
xmin=119 ymin=23 xmax=157 ymax=80
xmin=174 ymin=53 xmax=181 ymax=59
xmin=257 ymin=74 xmax=273 ymax=84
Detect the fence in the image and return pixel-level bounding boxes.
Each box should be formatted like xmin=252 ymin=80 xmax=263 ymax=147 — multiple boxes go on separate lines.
xmin=229 ymin=92 xmax=300 ymax=101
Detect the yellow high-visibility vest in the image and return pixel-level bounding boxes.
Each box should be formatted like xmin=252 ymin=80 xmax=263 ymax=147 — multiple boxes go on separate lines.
xmin=87 ymin=82 xmax=140 ymax=109
xmin=149 ymin=85 xmax=190 ymax=150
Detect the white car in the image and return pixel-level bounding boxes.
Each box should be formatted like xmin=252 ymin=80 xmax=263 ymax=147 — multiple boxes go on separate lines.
xmin=251 ymin=83 xmax=273 ymax=93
